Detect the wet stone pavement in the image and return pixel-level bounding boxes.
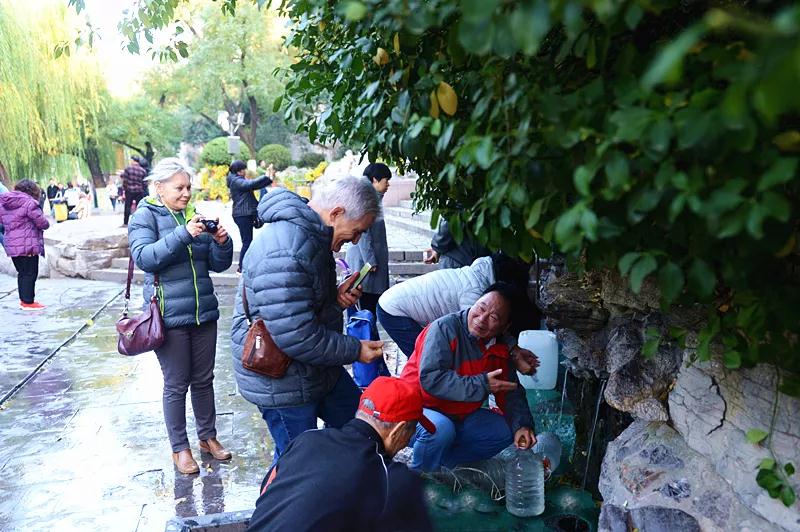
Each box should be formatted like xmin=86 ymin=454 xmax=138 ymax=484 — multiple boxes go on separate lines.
xmin=0 ymin=276 xmax=273 ymax=531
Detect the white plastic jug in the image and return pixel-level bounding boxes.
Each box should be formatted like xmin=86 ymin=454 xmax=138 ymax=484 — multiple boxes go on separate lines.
xmin=516 ymin=330 xmax=558 ymax=390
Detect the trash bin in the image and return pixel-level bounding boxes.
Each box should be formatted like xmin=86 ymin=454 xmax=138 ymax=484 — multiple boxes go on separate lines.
xmin=52 ymin=199 xmax=68 ymax=222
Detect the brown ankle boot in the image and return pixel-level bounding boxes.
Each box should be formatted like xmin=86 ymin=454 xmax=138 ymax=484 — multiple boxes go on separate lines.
xmin=172 ymin=449 xmax=200 ymax=474
xmin=199 ymin=438 xmax=232 ymax=460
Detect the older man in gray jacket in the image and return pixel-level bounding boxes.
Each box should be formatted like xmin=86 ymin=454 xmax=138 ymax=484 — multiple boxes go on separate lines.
xmin=231 ymin=176 xmax=385 ymax=460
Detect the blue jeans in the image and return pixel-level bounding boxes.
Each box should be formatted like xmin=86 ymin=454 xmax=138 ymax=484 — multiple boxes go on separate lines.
xmin=376 ymin=303 xmax=423 ymax=357
xmin=258 ymin=368 xmax=360 ymax=462
xmin=411 ymin=408 xmax=513 ymax=472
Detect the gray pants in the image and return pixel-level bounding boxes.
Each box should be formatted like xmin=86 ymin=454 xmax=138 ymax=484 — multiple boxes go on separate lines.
xmin=155 ymin=321 xmax=218 ymax=452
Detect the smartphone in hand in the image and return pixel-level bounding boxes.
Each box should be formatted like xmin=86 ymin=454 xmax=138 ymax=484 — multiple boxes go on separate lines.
xmin=350 ymin=262 xmax=372 ymax=292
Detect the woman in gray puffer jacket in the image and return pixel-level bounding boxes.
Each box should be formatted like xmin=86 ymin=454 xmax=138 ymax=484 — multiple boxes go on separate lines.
xmin=128 ymin=158 xmax=234 ymax=475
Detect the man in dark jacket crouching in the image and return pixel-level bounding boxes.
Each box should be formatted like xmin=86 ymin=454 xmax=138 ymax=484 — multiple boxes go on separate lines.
xmin=247 ymin=377 xmax=433 ymax=532
xmin=231 ymin=176 xmax=385 ymax=461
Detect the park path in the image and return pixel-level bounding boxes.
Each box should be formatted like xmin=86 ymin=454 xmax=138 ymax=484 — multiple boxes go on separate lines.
xmin=0 ymin=278 xmax=272 ymax=531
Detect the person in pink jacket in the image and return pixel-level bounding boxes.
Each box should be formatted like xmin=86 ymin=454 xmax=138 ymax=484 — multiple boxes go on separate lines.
xmin=0 ymin=179 xmax=50 ymax=310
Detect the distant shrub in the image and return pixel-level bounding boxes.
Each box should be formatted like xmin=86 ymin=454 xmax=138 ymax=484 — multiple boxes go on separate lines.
xmin=200 ymin=137 xmax=252 ymax=167
xmin=295 ymin=151 xmax=326 ymax=168
xmin=256 ymin=144 xmax=292 ymax=170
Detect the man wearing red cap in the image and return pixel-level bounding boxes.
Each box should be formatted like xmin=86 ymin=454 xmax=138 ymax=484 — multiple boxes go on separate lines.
xmin=400 ymin=282 xmax=536 ymax=472
xmin=247 ymin=377 xmax=433 ymax=532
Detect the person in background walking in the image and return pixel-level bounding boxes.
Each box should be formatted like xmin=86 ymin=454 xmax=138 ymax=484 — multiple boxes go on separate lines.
xmin=122 ymin=156 xmax=148 ymax=226
xmin=226 ymin=160 xmax=272 ymax=274
xmin=128 ymin=158 xmax=235 ymax=475
xmin=107 ymin=175 xmax=119 ymax=212
xmin=345 ymin=163 xmax=391 ymax=315
xmin=0 ymin=180 xmax=50 ymax=310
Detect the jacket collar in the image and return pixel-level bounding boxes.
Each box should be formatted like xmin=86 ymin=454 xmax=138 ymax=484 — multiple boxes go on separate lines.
xmin=143 ymin=195 xmax=196 ymax=219
xmin=345 ymin=419 xmax=386 ymax=455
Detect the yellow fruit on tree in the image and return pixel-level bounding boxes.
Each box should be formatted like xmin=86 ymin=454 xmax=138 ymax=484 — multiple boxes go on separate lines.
xmin=436 ymin=81 xmax=457 ymax=116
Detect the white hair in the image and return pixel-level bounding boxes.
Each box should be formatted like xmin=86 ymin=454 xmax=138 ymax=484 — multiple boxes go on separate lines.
xmin=311 ymin=174 xmax=381 ymax=220
xmin=147 ymin=157 xmax=194 ymax=183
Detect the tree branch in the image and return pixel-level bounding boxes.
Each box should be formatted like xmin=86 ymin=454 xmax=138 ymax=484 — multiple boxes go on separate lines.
xmin=109 ymin=138 xmax=145 ymax=156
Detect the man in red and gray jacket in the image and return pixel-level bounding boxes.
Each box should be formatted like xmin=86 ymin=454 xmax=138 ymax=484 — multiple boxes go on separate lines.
xmin=400 ymin=282 xmax=536 ymax=472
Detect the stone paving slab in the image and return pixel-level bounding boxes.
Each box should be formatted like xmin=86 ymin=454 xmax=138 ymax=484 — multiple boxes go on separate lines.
xmin=0 ymin=277 xmax=124 ymax=401
xmin=0 ymin=282 xmax=274 ymax=532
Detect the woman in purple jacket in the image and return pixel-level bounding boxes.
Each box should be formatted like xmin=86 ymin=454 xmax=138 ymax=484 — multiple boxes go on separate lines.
xmin=0 ymin=180 xmax=50 ymax=310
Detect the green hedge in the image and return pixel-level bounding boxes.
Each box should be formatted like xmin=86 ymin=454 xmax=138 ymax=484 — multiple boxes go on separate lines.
xmin=256 ymin=144 xmax=292 ymax=170
xmin=295 ymin=151 xmax=326 ymax=168
xmin=200 ymin=137 xmax=252 ymax=167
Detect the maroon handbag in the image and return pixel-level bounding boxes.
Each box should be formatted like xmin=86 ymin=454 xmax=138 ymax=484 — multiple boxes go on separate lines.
xmin=116 ymin=256 xmax=165 ymax=356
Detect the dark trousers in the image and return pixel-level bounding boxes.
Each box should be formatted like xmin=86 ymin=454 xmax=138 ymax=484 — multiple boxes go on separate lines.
xmin=11 ymin=255 xmax=39 ymax=304
xmin=359 ymin=292 xmax=380 ymax=315
xmin=123 ymin=192 xmax=144 ymax=225
xmin=233 ymin=215 xmax=255 ymax=270
xmin=109 ymin=197 xmax=117 ymax=211
xmin=376 ymin=303 xmax=424 ymax=358
xmin=154 ymin=321 xmax=219 ymax=453
xmin=258 ymin=368 xmax=360 ymax=463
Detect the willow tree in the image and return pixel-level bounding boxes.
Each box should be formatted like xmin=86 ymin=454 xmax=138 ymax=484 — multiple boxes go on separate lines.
xmin=0 ymin=0 xmax=111 ymax=186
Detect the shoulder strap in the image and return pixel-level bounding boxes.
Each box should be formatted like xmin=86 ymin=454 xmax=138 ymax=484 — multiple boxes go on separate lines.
xmin=242 ymin=284 xmax=252 ymax=324
xmin=125 ymin=256 xmax=135 ymax=302
xmin=124 ymin=257 xmax=159 ymax=303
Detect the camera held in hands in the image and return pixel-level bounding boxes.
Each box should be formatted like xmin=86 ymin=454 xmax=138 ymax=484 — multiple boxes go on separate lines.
xmin=199 ymin=219 xmax=219 ymax=234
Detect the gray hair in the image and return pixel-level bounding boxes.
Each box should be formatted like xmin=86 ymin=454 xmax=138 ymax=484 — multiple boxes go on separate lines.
xmin=311 ymin=175 xmax=381 ymax=220
xmin=147 ymin=157 xmax=194 ymax=183
xmin=355 ymin=398 xmax=399 ymax=431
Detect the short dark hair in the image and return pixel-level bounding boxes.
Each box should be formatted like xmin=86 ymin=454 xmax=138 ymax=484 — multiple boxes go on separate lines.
xmin=14 ymin=179 xmax=41 ymax=200
xmin=492 ymin=253 xmax=530 ymax=289
xmin=229 ymin=160 xmax=248 ymax=173
xmin=363 ymin=163 xmax=391 ymax=182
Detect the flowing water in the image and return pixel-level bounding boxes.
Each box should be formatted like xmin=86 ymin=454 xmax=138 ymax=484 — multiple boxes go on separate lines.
xmin=581 ymin=378 xmax=607 ymax=491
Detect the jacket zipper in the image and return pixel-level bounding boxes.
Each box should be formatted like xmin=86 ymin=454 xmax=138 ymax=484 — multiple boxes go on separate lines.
xmin=168 ymin=208 xmax=201 ymax=325
xmin=187 ymin=245 xmax=200 ymax=325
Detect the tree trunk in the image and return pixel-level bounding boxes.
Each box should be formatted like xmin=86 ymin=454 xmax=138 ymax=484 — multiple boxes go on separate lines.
xmin=144 ymin=142 xmax=154 ymax=167
xmin=239 ymin=88 xmax=260 ymax=159
xmin=84 ymin=138 xmax=107 ymax=189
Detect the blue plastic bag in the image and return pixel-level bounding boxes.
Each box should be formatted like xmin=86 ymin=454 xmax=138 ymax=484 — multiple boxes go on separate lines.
xmin=346 ymin=309 xmax=390 ymax=387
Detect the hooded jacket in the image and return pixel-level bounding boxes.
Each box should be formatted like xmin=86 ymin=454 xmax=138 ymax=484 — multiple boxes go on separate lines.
xmin=230 ymin=189 xmax=362 ymax=408
xmin=226 ymin=172 xmax=271 ymax=218
xmin=127 ymin=197 xmax=233 ymax=329
xmin=400 ymin=309 xmax=534 ymax=434
xmin=378 ymin=256 xmax=494 ymax=326
xmin=0 ymin=191 xmax=49 ymax=257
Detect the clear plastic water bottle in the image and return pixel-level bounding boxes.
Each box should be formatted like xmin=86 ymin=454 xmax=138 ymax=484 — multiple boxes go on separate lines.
xmin=504 ymin=448 xmax=545 ymax=517
xmin=532 ymin=432 xmax=563 ymax=478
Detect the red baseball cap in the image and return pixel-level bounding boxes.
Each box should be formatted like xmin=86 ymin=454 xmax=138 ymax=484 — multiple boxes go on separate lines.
xmin=358 ymin=377 xmax=436 ymax=434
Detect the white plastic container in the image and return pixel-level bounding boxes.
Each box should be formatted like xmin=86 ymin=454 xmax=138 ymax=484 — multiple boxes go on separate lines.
xmin=516 ymin=330 xmax=559 ymax=390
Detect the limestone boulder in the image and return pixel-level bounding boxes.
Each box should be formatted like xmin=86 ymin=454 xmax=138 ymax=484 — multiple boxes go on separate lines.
xmin=0 ymin=246 xmax=50 ymax=278
xmin=669 ymin=361 xmax=800 ymax=529
xmin=599 ymin=421 xmax=777 ymax=531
